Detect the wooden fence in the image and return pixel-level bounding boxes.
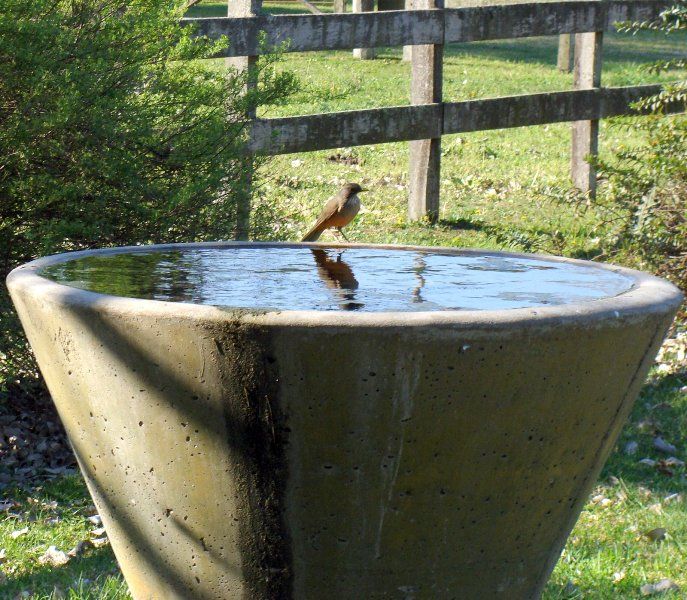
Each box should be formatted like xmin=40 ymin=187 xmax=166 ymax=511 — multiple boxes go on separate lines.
xmin=182 ymin=0 xmax=681 ymax=236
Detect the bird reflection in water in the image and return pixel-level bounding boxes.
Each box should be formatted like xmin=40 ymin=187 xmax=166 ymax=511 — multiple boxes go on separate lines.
xmin=311 ymin=249 xmax=364 ymax=311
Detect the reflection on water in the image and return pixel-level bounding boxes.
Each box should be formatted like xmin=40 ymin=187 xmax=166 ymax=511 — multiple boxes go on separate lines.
xmin=311 ymin=250 xmax=363 ymax=311
xmin=40 ymin=246 xmax=636 ymax=312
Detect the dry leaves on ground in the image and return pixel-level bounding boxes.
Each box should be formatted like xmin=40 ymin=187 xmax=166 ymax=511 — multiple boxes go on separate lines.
xmin=640 ymin=579 xmax=680 ymax=596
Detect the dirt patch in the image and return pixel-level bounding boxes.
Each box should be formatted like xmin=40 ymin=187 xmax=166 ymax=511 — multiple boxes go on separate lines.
xmin=0 ymin=379 xmax=76 ymax=491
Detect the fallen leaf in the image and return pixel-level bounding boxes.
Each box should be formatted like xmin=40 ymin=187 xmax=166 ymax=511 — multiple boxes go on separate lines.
xmin=90 ymin=536 xmax=109 ymax=548
xmin=644 ymin=527 xmax=667 ymax=542
xmin=0 ymin=548 xmax=6 ymax=563
xmin=640 ymin=579 xmax=679 ymax=595
xmin=648 ymin=503 xmax=663 ymax=514
xmin=656 ymin=461 xmax=675 ymax=477
xmin=664 ymin=493 xmax=682 ymax=504
xmin=624 ymin=441 xmax=639 ymax=455
xmin=10 ymin=527 xmax=28 ymax=539
xmin=613 ymin=570 xmax=626 ymax=583
xmin=663 ymin=457 xmax=685 ymax=467
xmin=38 ymin=545 xmax=70 ymax=566
xmin=653 ymin=437 xmax=678 ymax=455
xmin=0 ymin=500 xmax=16 ymax=512
xmin=90 ymin=527 xmax=106 ymax=537
xmin=87 ymin=514 xmax=102 ymax=526
xmin=638 ymin=487 xmax=653 ymax=499
xmin=639 ymin=458 xmax=657 ymax=467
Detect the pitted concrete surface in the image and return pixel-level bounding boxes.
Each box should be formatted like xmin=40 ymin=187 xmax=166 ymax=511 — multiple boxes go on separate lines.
xmin=7 ymin=242 xmax=683 ymax=599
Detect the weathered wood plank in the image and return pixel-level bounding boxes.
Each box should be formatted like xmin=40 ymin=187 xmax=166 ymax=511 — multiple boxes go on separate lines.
xmin=443 ymin=85 xmax=666 ymax=134
xmin=183 ymin=10 xmax=442 ymax=56
xmin=445 ymin=1 xmax=599 ymax=43
xmin=182 ymin=1 xmax=668 ymax=55
xmin=247 ymin=84 xmax=673 ymax=155
xmin=248 ymin=104 xmax=442 ymax=154
xmin=444 ymin=0 xmax=668 ymax=43
xmin=607 ymin=0 xmax=670 ymax=24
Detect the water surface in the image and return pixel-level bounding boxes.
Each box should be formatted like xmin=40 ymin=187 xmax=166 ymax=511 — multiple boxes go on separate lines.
xmin=40 ymin=246 xmax=635 ymax=312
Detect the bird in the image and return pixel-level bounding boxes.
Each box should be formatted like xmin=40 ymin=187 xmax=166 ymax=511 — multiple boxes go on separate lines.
xmin=301 ymin=183 xmax=365 ymax=242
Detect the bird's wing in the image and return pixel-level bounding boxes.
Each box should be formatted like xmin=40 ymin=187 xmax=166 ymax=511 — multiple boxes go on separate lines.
xmin=311 ymin=194 xmax=343 ymax=229
xmin=302 ymin=191 xmax=347 ymax=241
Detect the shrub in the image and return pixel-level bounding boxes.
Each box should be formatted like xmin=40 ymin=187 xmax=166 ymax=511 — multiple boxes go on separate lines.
xmin=0 ymin=0 xmax=297 ymax=382
xmin=587 ymin=5 xmax=686 ymax=296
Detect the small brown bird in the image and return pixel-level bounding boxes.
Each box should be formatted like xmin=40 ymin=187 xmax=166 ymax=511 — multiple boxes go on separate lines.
xmin=301 ymin=183 xmax=365 ymax=242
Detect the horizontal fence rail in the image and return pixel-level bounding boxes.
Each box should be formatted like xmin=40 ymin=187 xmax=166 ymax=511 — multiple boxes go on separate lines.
xmin=247 ymin=84 xmax=681 ymax=154
xmin=183 ymin=1 xmax=669 ymax=56
xmin=186 ymin=0 xmax=682 ymax=232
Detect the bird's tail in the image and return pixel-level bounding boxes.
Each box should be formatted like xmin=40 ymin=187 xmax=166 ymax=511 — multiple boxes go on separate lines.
xmin=302 ymin=224 xmax=324 ymax=242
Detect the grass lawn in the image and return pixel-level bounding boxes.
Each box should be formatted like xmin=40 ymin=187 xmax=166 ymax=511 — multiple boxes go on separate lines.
xmin=1 ymin=2 xmax=686 ymax=598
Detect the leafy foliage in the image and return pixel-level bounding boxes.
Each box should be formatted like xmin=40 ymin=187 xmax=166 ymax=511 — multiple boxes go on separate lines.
xmin=0 ymin=0 xmax=297 ymax=381
xmin=588 ymin=4 xmax=687 ymax=295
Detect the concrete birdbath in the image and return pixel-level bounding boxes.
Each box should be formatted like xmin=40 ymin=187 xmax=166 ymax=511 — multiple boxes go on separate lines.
xmin=7 ymin=242 xmax=682 ymax=599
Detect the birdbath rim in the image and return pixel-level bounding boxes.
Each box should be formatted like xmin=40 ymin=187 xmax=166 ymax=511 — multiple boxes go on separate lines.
xmin=7 ymin=241 xmax=683 ymax=329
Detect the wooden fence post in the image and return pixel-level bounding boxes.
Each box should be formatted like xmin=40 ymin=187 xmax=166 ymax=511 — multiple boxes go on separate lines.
xmin=334 ymin=0 xmax=346 ymax=12
xmin=226 ymin=0 xmax=261 ymax=240
xmin=353 ymin=0 xmax=376 ymax=59
xmin=408 ymin=0 xmax=443 ymax=222
xmin=571 ymin=28 xmax=603 ymax=196
xmin=557 ymin=34 xmax=574 ymax=72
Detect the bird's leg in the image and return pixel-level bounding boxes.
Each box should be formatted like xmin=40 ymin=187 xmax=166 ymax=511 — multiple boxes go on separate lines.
xmin=337 ymin=228 xmax=350 ymax=242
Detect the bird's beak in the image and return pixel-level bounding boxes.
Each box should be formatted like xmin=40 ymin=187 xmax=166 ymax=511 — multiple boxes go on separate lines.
xmin=359 ymin=187 xmax=368 ymax=192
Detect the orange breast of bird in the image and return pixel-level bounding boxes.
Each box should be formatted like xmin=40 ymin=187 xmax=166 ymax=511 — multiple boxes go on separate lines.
xmin=326 ymin=194 xmax=360 ymax=228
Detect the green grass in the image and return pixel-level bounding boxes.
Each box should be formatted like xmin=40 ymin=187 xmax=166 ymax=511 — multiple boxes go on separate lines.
xmin=2 ymin=3 xmax=686 ymax=598
xmin=0 ymin=477 xmax=129 ymax=599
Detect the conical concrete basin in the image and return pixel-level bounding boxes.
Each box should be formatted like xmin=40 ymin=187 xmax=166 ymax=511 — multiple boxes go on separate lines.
xmin=7 ymin=242 xmax=682 ymax=599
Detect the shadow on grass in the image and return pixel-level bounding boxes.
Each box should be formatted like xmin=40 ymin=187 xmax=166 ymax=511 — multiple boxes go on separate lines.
xmin=439 ymin=215 xmax=567 ymax=253
xmin=438 ymin=216 xmax=485 ymax=231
